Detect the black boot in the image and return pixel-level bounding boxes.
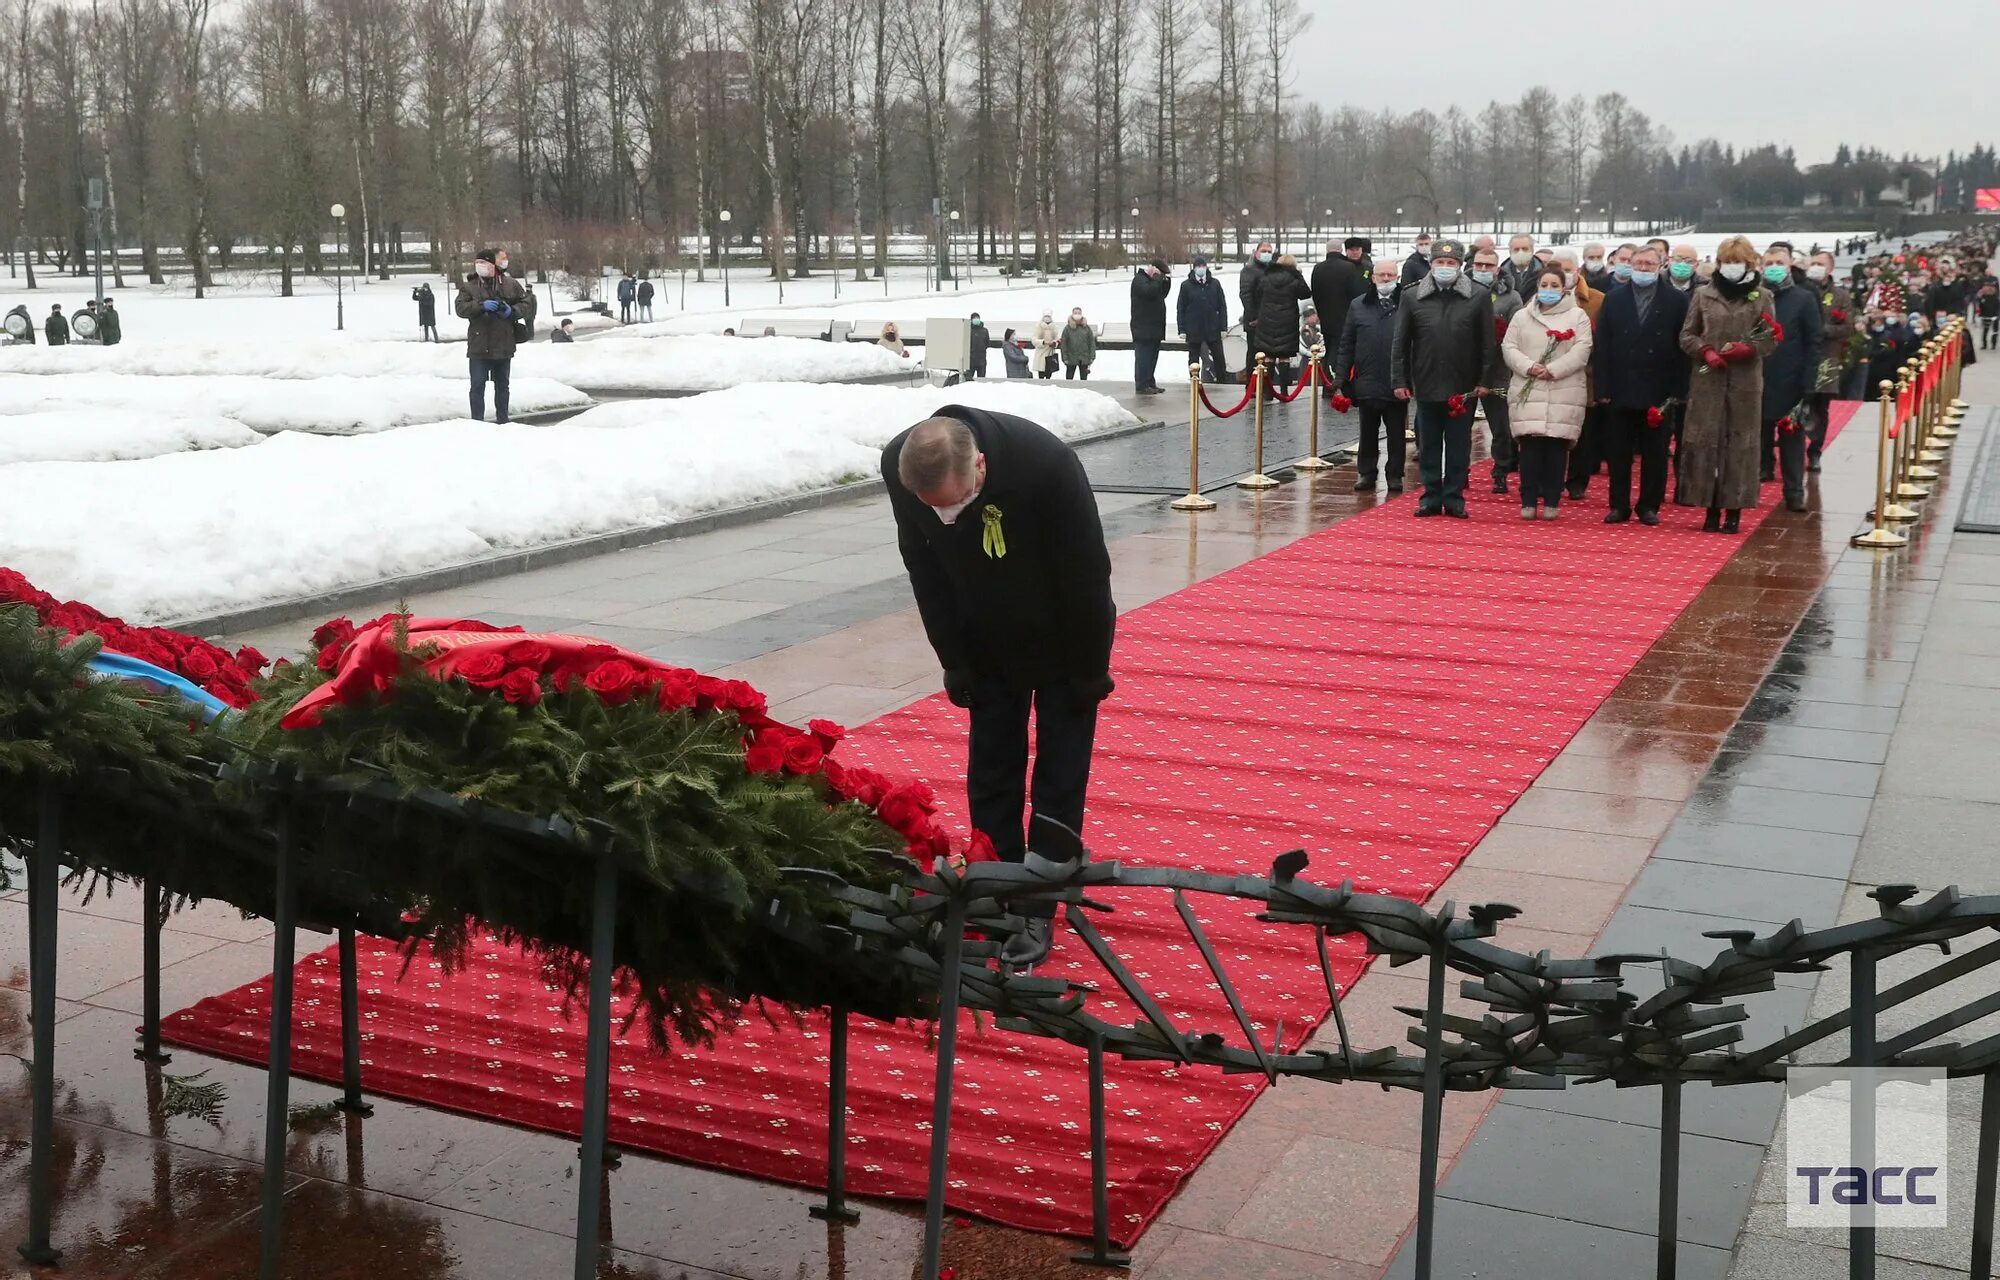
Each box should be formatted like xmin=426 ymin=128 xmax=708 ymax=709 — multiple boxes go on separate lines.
xmin=1723 ymin=509 xmax=1742 ymax=534
xmin=1703 ymin=506 xmax=1722 ymax=532
xmin=1785 ymin=492 xmax=1809 ymax=513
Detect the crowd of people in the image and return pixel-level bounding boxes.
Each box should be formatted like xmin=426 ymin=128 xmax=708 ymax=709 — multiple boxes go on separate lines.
xmin=2 ymin=297 xmax=123 ymax=346
xmin=1118 ymin=226 xmax=1995 ymax=529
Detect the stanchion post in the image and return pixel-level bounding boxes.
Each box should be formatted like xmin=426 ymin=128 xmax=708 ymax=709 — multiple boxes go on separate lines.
xmin=1950 ymin=317 xmax=1971 ymax=414
xmin=1917 ymin=339 xmax=1948 ymax=465
xmin=137 ymin=876 xmax=170 ymax=1063
xmin=19 ymin=782 xmax=63 ymax=1267
xmin=1893 ymin=366 xmax=1931 ymax=503
xmin=336 ymin=926 xmax=371 ymax=1115
xmin=1294 ymin=344 xmax=1331 ymax=471
xmin=809 ymin=1008 xmax=861 ymax=1225
xmin=1853 ymin=382 xmax=1909 ymax=548
xmin=1911 ymin=343 xmax=1943 ymax=478
xmin=1170 ymin=363 xmax=1217 ymax=512
xmin=1238 ymin=353 xmax=1279 ymax=489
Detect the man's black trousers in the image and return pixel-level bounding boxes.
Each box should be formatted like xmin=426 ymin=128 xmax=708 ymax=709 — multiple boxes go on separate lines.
xmin=968 ymin=685 xmax=1099 ymax=919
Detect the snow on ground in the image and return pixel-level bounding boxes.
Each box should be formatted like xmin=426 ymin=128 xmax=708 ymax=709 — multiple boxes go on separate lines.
xmin=0 ymin=332 xmax=913 ymax=394
xmin=0 ymin=372 xmax=591 ymax=435
xmin=0 ymin=381 xmax=1138 ymax=623
xmin=0 ymin=410 xmax=262 ymax=465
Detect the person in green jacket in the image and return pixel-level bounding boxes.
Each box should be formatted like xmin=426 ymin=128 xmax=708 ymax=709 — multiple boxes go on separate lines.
xmin=97 ymin=298 xmax=122 ymax=345
xmin=1060 ymin=307 xmax=1096 ymax=380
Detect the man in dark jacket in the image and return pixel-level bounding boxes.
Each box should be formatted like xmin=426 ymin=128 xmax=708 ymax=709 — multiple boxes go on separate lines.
xmin=882 ymin=406 xmax=1115 ymax=973
xmin=1805 ymin=250 xmax=1854 ymax=469
xmin=45 ymin=305 xmax=69 ymax=345
xmin=1400 ymin=231 xmax=1434 ymax=286
xmin=97 ymin=298 xmax=120 ymax=345
xmin=1239 ymin=242 xmax=1272 ymax=357
xmin=412 ymin=282 xmax=439 ymax=341
xmin=1925 ymin=257 xmax=1971 ymax=319
xmin=1757 ymin=242 xmax=1825 ymax=511
xmin=636 ymin=277 xmax=656 ymax=322
xmin=1498 ymin=233 xmax=1540 ymax=300
xmin=1310 ymin=238 xmax=1369 ymax=385
xmin=1178 ymin=254 xmax=1230 ymax=381
xmin=1336 ymin=258 xmax=1408 ymax=493
xmin=1471 ymin=244 xmax=1522 ymax=492
xmin=968 ymin=313 xmax=991 ymax=378
xmin=1391 ymin=238 xmax=1495 ymax=517
xmin=1591 ymin=245 xmax=1690 ymax=525
xmin=454 ymin=248 xmax=535 ymax=423
xmin=1129 ymin=259 xmax=1171 ymax=395
xmin=616 ymin=272 xmax=637 ymax=323
xmin=551 ymin=319 xmax=576 ymax=342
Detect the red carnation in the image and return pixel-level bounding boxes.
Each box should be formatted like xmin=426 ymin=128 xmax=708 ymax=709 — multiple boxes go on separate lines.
xmin=498 ymin=667 xmax=543 ymax=706
xmin=1646 ymin=406 xmax=1665 ymax=428
xmin=583 ymin=658 xmax=644 ymax=704
xmin=1447 ymin=393 xmax=1469 ymax=417
xmin=744 ymin=737 xmax=786 ymax=774
xmin=1331 ymin=393 xmax=1352 ymax=413
xmin=456 ymin=651 xmax=509 ymax=687
xmin=1830 ymin=308 xmax=1848 ymax=324
xmin=783 ymin=734 xmax=825 ymax=774
xmin=1777 ymin=416 xmax=1799 ymax=435
xmin=1547 ymin=328 xmax=1575 ymax=342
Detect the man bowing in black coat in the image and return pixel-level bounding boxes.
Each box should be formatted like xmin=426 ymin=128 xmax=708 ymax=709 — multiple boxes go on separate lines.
xmin=1591 ymin=244 xmax=1691 ymax=525
xmin=883 ymin=408 xmax=1116 ymax=971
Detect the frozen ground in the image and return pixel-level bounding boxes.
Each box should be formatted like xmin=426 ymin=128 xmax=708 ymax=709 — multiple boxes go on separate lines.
xmin=0 ymin=380 xmax=1137 ymax=623
xmin=0 ymin=371 xmax=590 ymax=435
xmin=0 ymin=410 xmax=261 ymax=464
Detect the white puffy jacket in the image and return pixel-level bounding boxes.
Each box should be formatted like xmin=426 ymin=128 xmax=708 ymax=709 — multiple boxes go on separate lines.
xmin=1502 ymin=296 xmax=1595 ymax=443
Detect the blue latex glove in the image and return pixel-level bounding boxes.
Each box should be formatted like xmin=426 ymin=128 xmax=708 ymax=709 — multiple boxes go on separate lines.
xmin=497 ymin=303 xmax=513 ymax=319
xmin=481 ymin=299 xmax=502 ymax=313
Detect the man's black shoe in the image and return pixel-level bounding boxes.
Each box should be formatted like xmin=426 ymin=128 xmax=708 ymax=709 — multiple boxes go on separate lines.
xmin=1413 ymin=503 xmax=1441 ymax=517
xmin=1386 ymin=481 xmax=1405 ymax=494
xmin=1491 ymin=473 xmax=1509 ymax=494
xmin=1354 ymin=479 xmax=1376 ymax=493
xmin=1444 ymin=504 xmax=1468 ymax=519
xmin=1637 ymin=509 xmax=1660 ymax=526
xmin=1565 ymin=484 xmax=1587 ymax=501
xmin=1000 ymin=917 xmax=1055 ymax=972
xmin=1785 ymin=493 xmax=1809 ymax=513
xmin=1604 ymin=509 xmax=1630 ymax=524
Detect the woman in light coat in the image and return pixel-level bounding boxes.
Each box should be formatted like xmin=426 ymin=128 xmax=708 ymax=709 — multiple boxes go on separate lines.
xmin=1677 ymin=234 xmax=1778 ymax=532
xmin=1501 ymin=263 xmax=1595 ymax=520
xmin=1033 ymin=312 xmax=1061 ymax=378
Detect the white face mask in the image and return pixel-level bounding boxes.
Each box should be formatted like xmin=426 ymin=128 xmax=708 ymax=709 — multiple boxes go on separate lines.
xmin=1416 ymin=243 xmax=1432 ymax=258
xmin=1718 ymin=262 xmax=1748 ymax=281
xmin=1510 ymin=249 xmax=1533 ymax=267
xmin=1806 ymin=265 xmax=1828 ymax=282
xmin=929 ymin=492 xmax=979 ymax=525
xmin=1376 ymin=280 xmax=1396 ymax=296
xmin=475 ymin=261 xmax=495 ymax=278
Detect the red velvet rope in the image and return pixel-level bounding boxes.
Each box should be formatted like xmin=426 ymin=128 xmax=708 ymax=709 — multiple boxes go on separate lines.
xmin=1198 ymin=378 xmax=1257 ymax=418
xmin=1269 ymin=359 xmax=1316 ymax=403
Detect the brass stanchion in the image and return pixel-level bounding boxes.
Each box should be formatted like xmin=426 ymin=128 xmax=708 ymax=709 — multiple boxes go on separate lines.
xmin=1938 ymin=320 xmax=1964 ymax=437
xmin=1293 ymin=344 xmax=1332 ymax=471
xmin=1910 ymin=342 xmax=1943 ymax=478
xmin=1171 ymin=362 xmax=1218 ymax=512
xmin=1892 ymin=366 xmax=1931 ymax=503
xmin=1950 ymin=316 xmax=1971 ymax=414
xmin=1854 ymin=379 xmax=1910 ymax=548
xmin=1237 ymin=353 xmax=1280 ymax=489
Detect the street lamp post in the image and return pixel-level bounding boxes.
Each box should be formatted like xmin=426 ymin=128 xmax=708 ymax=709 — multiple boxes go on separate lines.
xmin=1240 ymin=207 xmax=1249 ymax=255
xmin=330 ymin=203 xmax=346 ymax=331
xmin=1496 ymin=204 xmax=1505 ymax=236
xmin=1455 ymin=207 xmax=1464 ymax=234
xmin=85 ymin=179 xmax=106 ymax=313
xmin=1130 ymin=205 xmax=1140 ymax=268
xmin=1535 ymin=206 xmax=1543 ymax=235
xmin=718 ymin=209 xmax=732 ymax=308
xmin=949 ymin=209 xmax=961 ymax=291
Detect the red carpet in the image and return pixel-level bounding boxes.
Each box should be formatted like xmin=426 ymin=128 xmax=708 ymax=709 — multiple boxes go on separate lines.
xmin=163 ymin=406 xmax=1853 ymax=1246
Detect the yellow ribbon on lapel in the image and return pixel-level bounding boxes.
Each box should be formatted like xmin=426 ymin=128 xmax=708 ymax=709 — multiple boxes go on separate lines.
xmin=981 ymin=505 xmax=1006 ymax=559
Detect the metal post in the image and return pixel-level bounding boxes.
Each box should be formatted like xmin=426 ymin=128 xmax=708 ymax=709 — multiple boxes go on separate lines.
xmin=1850 ymin=946 xmax=1876 ymax=1280
xmin=810 ymin=1008 xmax=861 ymax=1224
xmin=1854 ymin=382 xmax=1909 ymax=547
xmin=1412 ymin=945 xmax=1449 ymax=1280
xmin=1295 ymin=345 xmax=1331 ymax=471
xmin=1070 ymin=1033 xmax=1132 ymax=1267
xmin=1238 ymin=354 xmax=1279 ymax=489
xmin=335 ymin=927 xmax=372 ymax=1115
xmin=334 ymin=218 xmax=345 ymax=332
xmin=1974 ymin=1072 xmax=2000 ymax=1280
xmin=257 ymin=807 xmax=300 ymax=1280
xmin=1656 ymin=1079 xmax=1683 ymax=1280
xmin=1893 ymin=369 xmax=1930 ymax=502
xmin=1171 ymin=363 xmax=1217 ymax=512
xmin=18 ymin=784 xmax=63 ymax=1267
xmin=137 ymin=876 xmax=170 ymax=1062
xmin=918 ymin=900 xmax=969 ymax=1280
xmin=573 ymin=846 xmax=620 ymax=1280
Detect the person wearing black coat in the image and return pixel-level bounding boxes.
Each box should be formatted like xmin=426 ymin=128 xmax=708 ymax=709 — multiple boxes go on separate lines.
xmin=968 ymin=314 xmax=991 ymax=378
xmin=1248 ymin=254 xmax=1312 ymax=392
xmin=1400 ymin=232 xmax=1434 ymax=286
xmin=1129 ymin=260 xmax=1171 ymax=394
xmin=1862 ymin=314 xmax=1912 ymax=399
xmin=412 ymin=283 xmax=439 ymax=341
xmin=1591 ymin=246 xmax=1691 ymax=524
xmin=882 ymin=406 xmax=1115 ymax=972
xmin=1178 ymin=254 xmax=1230 ymax=381
xmin=1391 ymin=239 xmax=1495 ymax=517
xmin=636 ymin=277 xmax=656 ymax=322
xmin=45 ymin=305 xmax=69 ymax=345
xmin=1336 ymin=259 xmax=1409 ymax=492
xmin=1756 ymin=245 xmax=1824 ymax=510
xmin=1310 ymin=239 xmax=1370 ymax=387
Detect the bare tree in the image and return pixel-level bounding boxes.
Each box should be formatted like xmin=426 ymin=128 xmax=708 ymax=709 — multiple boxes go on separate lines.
xmin=1516 ymin=86 xmax=1557 ymax=229
xmin=10 ymin=0 xmax=35 ymax=287
xmin=892 ymin=0 xmax=960 ymax=279
xmin=1558 ymin=93 xmax=1591 ymax=214
xmin=1259 ymin=0 xmax=1306 ymax=253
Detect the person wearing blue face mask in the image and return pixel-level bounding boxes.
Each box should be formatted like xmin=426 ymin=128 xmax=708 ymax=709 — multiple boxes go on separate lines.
xmin=1391 ymin=237 xmax=1496 ymax=518
xmin=1469 ymin=244 xmax=1522 ymax=493
xmin=1608 ymin=244 xmax=1637 ymax=286
xmin=1756 ymin=241 xmax=1824 ymax=510
xmin=1240 ymin=242 xmax=1274 ymax=358
xmin=1592 ymin=246 xmax=1691 ymax=525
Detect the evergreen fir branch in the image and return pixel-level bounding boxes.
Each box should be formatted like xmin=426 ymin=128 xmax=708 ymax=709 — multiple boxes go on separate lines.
xmin=161 ymin=1070 xmax=228 ymax=1126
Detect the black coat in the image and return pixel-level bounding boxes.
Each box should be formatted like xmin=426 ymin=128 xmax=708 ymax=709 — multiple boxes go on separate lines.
xmin=454 ymin=271 xmax=534 ymax=360
xmin=1925 ymin=278 xmax=1971 ymax=317
xmin=1129 ymin=270 xmax=1170 ymax=342
xmin=1248 ymin=263 xmax=1312 ymax=359
xmin=1864 ymin=323 xmax=1913 ymax=395
xmin=1399 ymin=249 xmax=1429 ymax=286
xmin=1591 ymin=282 xmax=1692 ymax=410
xmin=969 ymin=321 xmax=991 ymax=373
xmin=1760 ymin=280 xmax=1825 ymax=420
xmin=637 ymin=280 xmax=655 ymax=303
xmin=1391 ymin=275 xmax=1496 ymax=402
xmin=1177 ymin=272 xmax=1229 ymax=341
xmin=45 ymin=312 xmax=68 ymax=345
xmin=412 ymin=285 xmax=437 ymax=325
xmin=883 ymin=406 xmax=1114 ymax=688
xmin=98 ymin=305 xmax=120 ymax=344
xmin=1238 ymin=258 xmax=1268 ymax=325
xmin=1334 ymin=287 xmax=1400 ymax=401
xmin=1309 ymin=254 xmax=1369 ymax=356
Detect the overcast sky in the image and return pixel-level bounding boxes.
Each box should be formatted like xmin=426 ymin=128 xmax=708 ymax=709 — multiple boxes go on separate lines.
xmin=1290 ymin=0 xmax=1986 ymax=165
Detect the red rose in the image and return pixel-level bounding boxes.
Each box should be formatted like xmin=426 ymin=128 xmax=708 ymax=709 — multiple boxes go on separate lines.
xmin=743 ymin=738 xmax=786 ymax=774
xmin=583 ymin=658 xmax=644 ymax=704
xmin=182 ymin=649 xmax=220 ymax=680
xmin=234 ymin=644 xmax=269 ymax=674
xmin=1645 ymin=406 xmax=1665 ymax=428
xmin=653 ymin=670 xmax=698 ymax=711
xmin=501 ymin=640 xmax=553 ymax=670
xmin=965 ymin=830 xmax=998 ymax=863
xmin=456 ymin=651 xmax=509 ymax=687
xmin=839 ymin=766 xmax=889 ymax=808
xmin=311 ymin=617 xmax=356 ymax=650
xmin=1777 ymin=416 xmax=1799 ymax=435
xmin=807 ymin=718 xmax=845 ymax=750
xmin=783 ymin=734 xmax=825 ymax=774
xmin=498 ymin=667 xmax=543 ymax=706
xmin=876 ymin=784 xmax=933 ymax=837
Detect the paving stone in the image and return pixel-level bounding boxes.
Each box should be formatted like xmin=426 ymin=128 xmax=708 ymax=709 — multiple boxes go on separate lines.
xmin=1677 ymin=783 xmax=1875 ymax=836
xmin=1380 ymin=1197 xmax=1733 ymax=1280
xmin=1655 ymin=817 xmax=1861 ymax=879
xmin=1625 ymin=859 xmax=1848 ymax=925
xmin=1853 ymin=794 xmax=2000 ymax=892
xmin=1721 ymin=723 xmax=1894 ymax=765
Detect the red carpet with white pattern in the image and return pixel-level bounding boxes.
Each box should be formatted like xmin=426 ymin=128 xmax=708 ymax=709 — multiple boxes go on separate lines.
xmin=163 ymin=405 xmax=1854 ymax=1247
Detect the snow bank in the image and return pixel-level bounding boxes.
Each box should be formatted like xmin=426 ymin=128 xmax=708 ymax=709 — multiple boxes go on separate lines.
xmin=0 ymin=410 xmax=262 ymax=465
xmin=0 ymin=372 xmax=589 ymax=435
xmin=0 ymin=381 xmax=1137 ymax=622
xmin=0 ymin=333 xmax=913 ymax=393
